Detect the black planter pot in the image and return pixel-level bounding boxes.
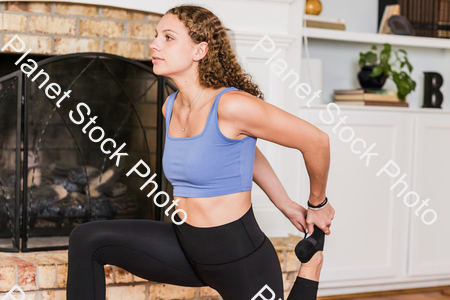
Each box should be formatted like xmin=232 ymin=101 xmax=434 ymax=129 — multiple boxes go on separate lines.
xmin=357 ymin=65 xmax=388 ymax=90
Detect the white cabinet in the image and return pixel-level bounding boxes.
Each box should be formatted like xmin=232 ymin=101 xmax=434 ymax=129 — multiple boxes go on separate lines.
xmin=298 ymin=104 xmax=450 ymax=296
xmin=408 ymin=114 xmax=450 ymax=277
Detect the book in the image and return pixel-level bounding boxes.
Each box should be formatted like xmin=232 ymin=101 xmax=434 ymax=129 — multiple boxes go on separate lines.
xmin=334 ymin=99 xmax=409 ymax=107
xmin=438 ymin=21 xmax=450 ymax=30
xmin=303 ymin=14 xmax=346 ymax=24
xmin=305 ymin=21 xmax=346 ymax=30
xmin=437 ymin=30 xmax=450 ymax=38
xmin=334 ymin=88 xmax=396 ymax=95
xmin=437 ymin=21 xmax=450 ymax=38
xmin=303 ymin=14 xmax=346 ymax=31
xmin=333 ymin=88 xmax=365 ymax=95
xmin=334 ymin=93 xmax=405 ymax=102
xmin=333 ymin=89 xmax=405 ymax=102
xmin=399 ymin=0 xmax=442 ymax=38
xmin=365 ymin=100 xmax=409 ymax=107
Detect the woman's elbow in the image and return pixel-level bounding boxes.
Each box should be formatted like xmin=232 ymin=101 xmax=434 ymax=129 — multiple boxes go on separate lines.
xmin=300 ymin=132 xmax=329 ymax=154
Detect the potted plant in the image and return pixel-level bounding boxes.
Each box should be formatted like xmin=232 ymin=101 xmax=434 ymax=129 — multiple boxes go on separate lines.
xmin=358 ymin=43 xmax=416 ymax=101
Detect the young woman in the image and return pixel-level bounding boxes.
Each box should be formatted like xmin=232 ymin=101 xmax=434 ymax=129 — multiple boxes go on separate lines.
xmin=66 ymin=4 xmax=335 ymax=300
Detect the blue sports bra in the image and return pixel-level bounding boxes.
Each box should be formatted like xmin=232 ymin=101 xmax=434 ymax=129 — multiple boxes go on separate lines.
xmin=162 ymin=87 xmax=257 ymax=198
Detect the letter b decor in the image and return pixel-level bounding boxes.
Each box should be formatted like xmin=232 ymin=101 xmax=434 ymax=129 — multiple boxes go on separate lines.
xmin=422 ymin=72 xmax=443 ymax=108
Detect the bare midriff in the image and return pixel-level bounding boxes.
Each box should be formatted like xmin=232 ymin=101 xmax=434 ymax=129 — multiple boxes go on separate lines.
xmin=174 ymin=190 xmax=252 ymax=227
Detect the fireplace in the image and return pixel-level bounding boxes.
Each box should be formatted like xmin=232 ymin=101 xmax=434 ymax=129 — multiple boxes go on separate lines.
xmin=0 ymin=51 xmax=176 ymax=252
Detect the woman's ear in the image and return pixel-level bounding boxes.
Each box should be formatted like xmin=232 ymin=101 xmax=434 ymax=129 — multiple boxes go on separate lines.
xmin=193 ymin=42 xmax=209 ymax=62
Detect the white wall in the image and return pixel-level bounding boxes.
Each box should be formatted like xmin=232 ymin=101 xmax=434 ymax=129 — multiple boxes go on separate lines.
xmin=320 ymin=0 xmax=379 ymax=33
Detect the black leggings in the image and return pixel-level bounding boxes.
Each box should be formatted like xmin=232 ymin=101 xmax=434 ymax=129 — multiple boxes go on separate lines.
xmin=66 ymin=206 xmax=319 ymax=300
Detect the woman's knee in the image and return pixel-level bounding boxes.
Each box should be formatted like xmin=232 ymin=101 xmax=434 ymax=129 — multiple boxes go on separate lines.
xmin=69 ymin=221 xmax=105 ymax=248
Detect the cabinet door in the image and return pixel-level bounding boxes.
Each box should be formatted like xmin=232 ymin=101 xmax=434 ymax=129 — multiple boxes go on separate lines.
xmin=299 ymin=106 xmax=411 ymax=289
xmin=408 ymin=114 xmax=450 ymax=277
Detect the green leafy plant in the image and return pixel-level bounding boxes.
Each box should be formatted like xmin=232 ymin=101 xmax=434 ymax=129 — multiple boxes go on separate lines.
xmin=359 ymin=43 xmax=416 ymax=101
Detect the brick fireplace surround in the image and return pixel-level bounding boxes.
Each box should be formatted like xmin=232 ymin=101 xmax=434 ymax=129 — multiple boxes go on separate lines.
xmin=0 ymin=2 xmax=305 ymax=299
xmin=0 ymin=1 xmax=161 ymax=59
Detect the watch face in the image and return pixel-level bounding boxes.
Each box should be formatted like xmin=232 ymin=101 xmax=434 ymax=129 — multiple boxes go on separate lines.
xmin=388 ymin=15 xmax=414 ymax=35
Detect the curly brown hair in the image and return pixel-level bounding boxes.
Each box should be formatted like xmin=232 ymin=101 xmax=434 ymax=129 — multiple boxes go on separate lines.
xmin=165 ymin=4 xmax=265 ymax=101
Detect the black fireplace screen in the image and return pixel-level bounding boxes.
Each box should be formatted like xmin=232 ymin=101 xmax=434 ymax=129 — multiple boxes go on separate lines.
xmin=0 ymin=52 xmax=177 ymax=252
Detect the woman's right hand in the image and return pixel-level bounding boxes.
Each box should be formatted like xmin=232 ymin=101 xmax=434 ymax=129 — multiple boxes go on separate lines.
xmin=306 ymin=202 xmax=335 ymax=236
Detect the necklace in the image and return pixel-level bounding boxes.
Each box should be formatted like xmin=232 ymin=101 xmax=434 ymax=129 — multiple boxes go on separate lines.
xmin=178 ymin=87 xmax=205 ymax=131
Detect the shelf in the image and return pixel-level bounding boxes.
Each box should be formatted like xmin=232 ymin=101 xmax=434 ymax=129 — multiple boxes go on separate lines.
xmin=301 ymin=103 xmax=450 ymax=114
xmin=302 ymin=27 xmax=450 ymax=50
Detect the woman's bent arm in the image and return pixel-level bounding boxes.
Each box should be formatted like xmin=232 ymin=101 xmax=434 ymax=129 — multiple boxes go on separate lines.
xmin=253 ymin=146 xmax=290 ymax=212
xmin=219 ymin=91 xmax=334 ymax=234
xmin=252 ymin=145 xmax=307 ymax=233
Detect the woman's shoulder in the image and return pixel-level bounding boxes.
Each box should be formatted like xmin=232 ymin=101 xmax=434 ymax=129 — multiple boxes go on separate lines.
xmin=162 ymin=91 xmax=178 ymax=119
xmin=221 ymin=87 xmax=254 ymax=101
xmin=218 ymin=88 xmax=261 ymax=118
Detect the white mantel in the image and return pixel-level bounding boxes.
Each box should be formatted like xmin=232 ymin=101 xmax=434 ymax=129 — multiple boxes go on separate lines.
xmin=18 ymin=0 xmax=297 ymax=33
